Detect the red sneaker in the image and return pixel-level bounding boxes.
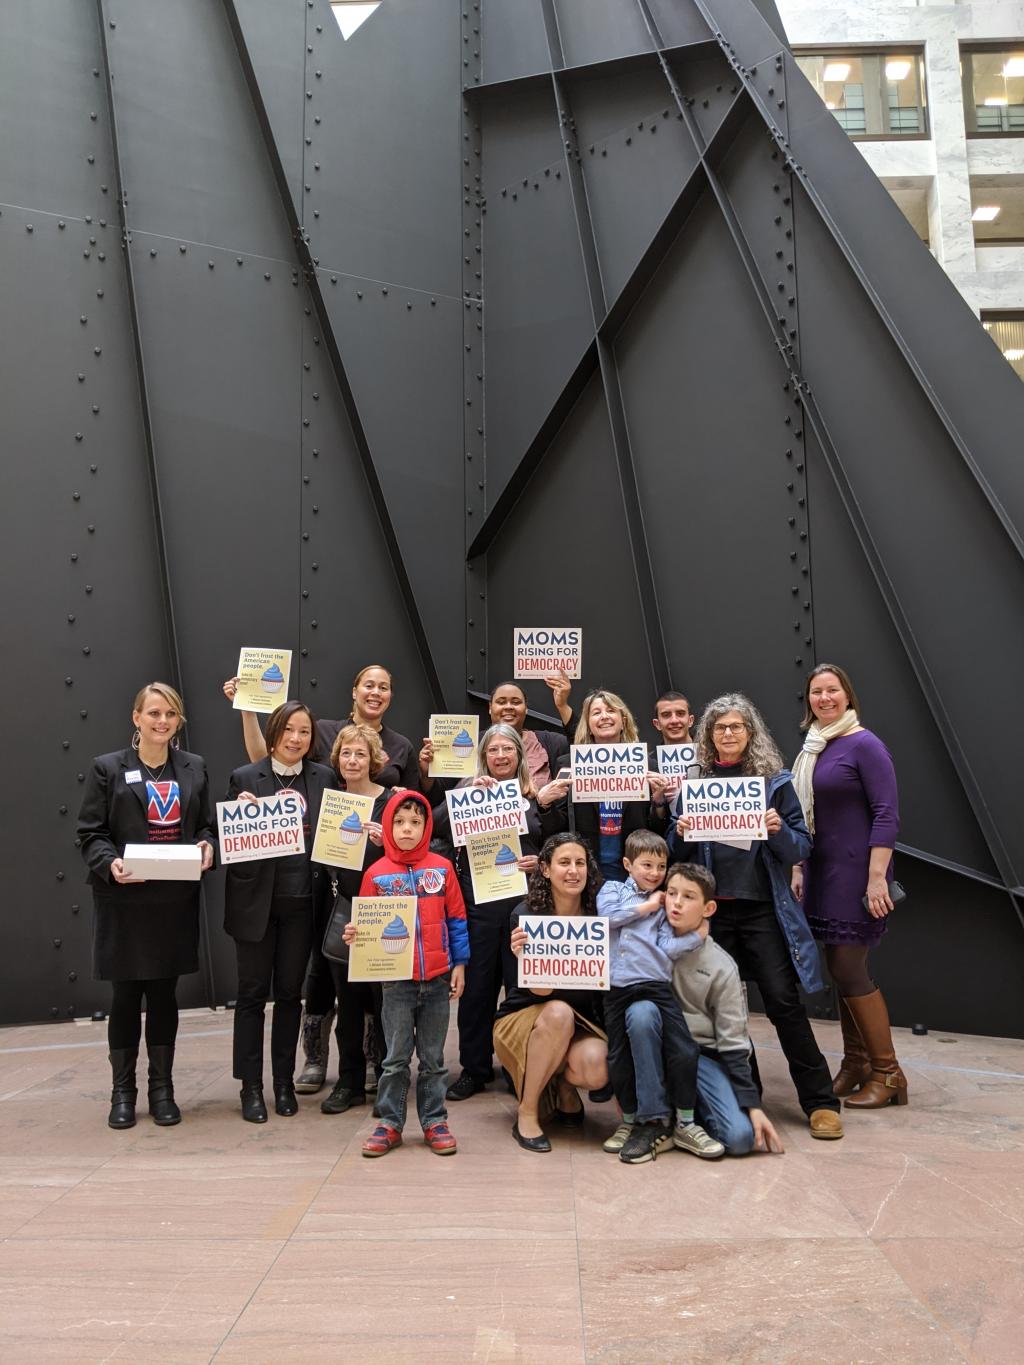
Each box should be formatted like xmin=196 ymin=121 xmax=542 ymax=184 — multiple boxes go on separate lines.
xmin=423 ymin=1121 xmax=458 ymax=1155
xmin=361 ymin=1123 xmax=402 ymax=1158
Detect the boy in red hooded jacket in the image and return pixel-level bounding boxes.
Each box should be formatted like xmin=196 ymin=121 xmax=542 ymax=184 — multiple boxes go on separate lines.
xmin=344 ymin=791 xmax=469 ymax=1156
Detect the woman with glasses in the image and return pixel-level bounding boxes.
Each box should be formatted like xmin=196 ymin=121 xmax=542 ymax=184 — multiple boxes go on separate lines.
xmin=669 ymin=693 xmax=843 ymax=1140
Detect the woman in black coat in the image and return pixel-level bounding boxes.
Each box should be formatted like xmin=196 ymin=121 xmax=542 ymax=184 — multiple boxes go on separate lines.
xmin=77 ymin=682 xmax=216 ymax=1129
xmin=224 ymin=700 xmax=339 ymax=1122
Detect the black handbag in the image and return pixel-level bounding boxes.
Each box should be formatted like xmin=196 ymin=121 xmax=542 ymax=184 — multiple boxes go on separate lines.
xmin=862 ymin=879 xmax=907 ymax=911
xmin=321 ymin=892 xmax=352 ymax=963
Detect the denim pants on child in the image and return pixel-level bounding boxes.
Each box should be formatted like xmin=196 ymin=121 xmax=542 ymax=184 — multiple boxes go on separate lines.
xmin=375 ymin=974 xmax=451 ymax=1132
xmin=604 ymin=981 xmax=699 ymax=1121
xmin=695 ymin=1054 xmax=755 ymax=1155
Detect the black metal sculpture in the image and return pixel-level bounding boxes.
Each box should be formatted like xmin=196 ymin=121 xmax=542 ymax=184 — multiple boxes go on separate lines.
xmin=1 ymin=0 xmax=1021 ymax=1036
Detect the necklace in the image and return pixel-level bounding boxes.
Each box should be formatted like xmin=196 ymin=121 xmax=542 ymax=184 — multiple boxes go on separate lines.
xmin=139 ymin=757 xmax=168 ymax=783
xmin=274 ymin=771 xmax=299 ymax=791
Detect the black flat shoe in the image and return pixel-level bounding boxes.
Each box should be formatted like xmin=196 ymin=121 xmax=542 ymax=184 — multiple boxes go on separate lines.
xmin=240 ymin=1082 xmax=268 ymax=1124
xmin=512 ymin=1120 xmax=551 ymax=1153
xmin=588 ymin=1083 xmax=614 ymax=1104
xmin=273 ymin=1079 xmax=298 ymax=1116
xmin=553 ymin=1104 xmax=584 ymax=1127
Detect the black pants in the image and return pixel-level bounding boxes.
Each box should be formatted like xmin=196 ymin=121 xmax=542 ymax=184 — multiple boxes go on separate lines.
xmin=327 ymin=959 xmax=384 ymax=1091
xmin=603 ymin=981 xmax=699 ymax=1114
xmin=108 ymin=977 xmax=179 ymax=1050
xmin=710 ymin=898 xmax=839 ymax=1115
xmin=233 ymin=896 xmax=313 ymax=1082
xmin=458 ymin=901 xmax=518 ymax=1080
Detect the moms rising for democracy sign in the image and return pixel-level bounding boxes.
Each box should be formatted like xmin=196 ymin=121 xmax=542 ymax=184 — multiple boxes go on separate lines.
xmin=517 ymin=914 xmax=609 ymax=989
xmin=217 ymin=793 xmax=305 ymax=865
xmin=445 ymin=780 xmax=529 ymax=847
xmin=679 ymin=775 xmax=767 ymax=841
xmin=513 ymin=627 xmax=582 ymax=679
xmin=570 ymin=743 xmax=649 ymax=802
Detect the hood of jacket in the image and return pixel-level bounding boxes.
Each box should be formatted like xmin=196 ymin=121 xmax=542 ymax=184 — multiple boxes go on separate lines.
xmin=380 ymin=788 xmax=434 ymax=866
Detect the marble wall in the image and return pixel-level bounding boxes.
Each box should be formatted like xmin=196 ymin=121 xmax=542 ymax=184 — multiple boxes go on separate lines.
xmin=776 ymin=0 xmax=1024 ymax=316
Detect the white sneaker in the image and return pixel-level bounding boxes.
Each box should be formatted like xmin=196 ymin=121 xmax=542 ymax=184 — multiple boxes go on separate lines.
xmin=673 ymin=1121 xmax=725 ymax=1159
xmin=602 ymin=1121 xmax=633 ymax=1153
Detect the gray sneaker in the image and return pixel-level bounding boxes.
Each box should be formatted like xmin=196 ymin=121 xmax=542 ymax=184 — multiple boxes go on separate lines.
xmin=673 ymin=1121 xmax=725 ymax=1159
xmin=602 ymin=1121 xmax=634 ymax=1154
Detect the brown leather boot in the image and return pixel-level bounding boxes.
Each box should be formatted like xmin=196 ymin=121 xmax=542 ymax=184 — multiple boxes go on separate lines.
xmin=843 ymin=990 xmax=908 ymax=1109
xmin=833 ymin=997 xmax=872 ymax=1097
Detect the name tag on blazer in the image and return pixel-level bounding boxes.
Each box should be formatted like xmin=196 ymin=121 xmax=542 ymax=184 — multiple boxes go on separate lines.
xmin=125 ymin=770 xmax=142 ymax=784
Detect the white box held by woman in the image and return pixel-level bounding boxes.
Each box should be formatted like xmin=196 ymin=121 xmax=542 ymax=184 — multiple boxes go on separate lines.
xmin=121 ymin=844 xmax=203 ymax=881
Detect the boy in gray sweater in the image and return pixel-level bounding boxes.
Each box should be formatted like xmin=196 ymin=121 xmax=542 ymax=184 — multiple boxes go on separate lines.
xmin=666 ymin=863 xmax=785 ymax=1156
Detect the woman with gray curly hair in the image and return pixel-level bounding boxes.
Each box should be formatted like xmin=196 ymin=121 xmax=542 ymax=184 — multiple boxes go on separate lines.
xmin=668 ymin=693 xmax=843 ymax=1140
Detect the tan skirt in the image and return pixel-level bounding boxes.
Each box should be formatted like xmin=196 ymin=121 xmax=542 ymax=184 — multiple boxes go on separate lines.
xmin=493 ymin=1004 xmax=607 ymax=1118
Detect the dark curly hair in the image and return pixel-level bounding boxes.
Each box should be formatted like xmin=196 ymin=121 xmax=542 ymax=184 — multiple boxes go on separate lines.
xmin=525 ymin=832 xmax=601 ymax=916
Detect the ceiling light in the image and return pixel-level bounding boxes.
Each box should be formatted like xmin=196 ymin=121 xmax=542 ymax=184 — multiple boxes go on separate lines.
xmin=1004 ymin=348 xmax=1024 ymax=361
xmin=983 ymin=321 xmax=993 ymax=329
xmin=885 ymin=60 xmax=912 ymax=82
xmin=1002 ymin=57 xmax=1024 ymax=78
xmin=972 ymin=205 xmax=1001 ymax=221
xmin=822 ymin=62 xmax=851 ymax=83
xmin=825 ymin=100 xmax=837 ymax=110
xmin=984 ymin=96 xmax=1009 ymax=107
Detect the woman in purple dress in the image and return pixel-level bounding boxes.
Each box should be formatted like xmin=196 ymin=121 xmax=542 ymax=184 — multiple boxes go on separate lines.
xmin=791 ymin=664 xmax=906 ymax=1109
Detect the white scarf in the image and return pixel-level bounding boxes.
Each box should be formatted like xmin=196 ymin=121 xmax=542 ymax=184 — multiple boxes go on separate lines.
xmin=792 ymin=710 xmax=860 ymax=833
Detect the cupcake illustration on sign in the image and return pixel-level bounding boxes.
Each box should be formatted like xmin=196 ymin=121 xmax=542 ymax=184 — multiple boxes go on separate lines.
xmin=494 ymin=844 xmax=518 ymax=878
xmin=380 ymin=915 xmax=410 ymax=955
xmin=339 ymin=809 xmax=364 ymax=845
xmin=451 ymin=728 xmax=475 ymax=760
xmin=261 ymin=662 xmax=285 ymax=695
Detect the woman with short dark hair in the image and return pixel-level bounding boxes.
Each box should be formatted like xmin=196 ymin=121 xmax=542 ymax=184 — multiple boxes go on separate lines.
xmin=77 ymin=682 xmax=216 ymax=1128
xmin=224 ymin=700 xmax=339 ymax=1122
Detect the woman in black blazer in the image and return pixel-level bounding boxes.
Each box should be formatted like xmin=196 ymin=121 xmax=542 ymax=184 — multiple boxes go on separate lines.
xmin=77 ymin=682 xmax=216 ymax=1130
xmin=224 ymin=700 xmax=339 ymax=1122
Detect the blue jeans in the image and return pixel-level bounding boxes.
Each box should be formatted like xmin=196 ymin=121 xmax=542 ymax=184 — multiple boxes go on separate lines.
xmin=625 ymin=999 xmax=668 ymax=1121
xmin=695 ymin=1054 xmax=755 ymax=1155
xmin=376 ymin=974 xmax=451 ymax=1132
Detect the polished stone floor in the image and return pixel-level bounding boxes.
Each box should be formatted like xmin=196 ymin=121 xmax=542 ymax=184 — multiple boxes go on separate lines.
xmin=0 ymin=1007 xmax=1021 ymax=1363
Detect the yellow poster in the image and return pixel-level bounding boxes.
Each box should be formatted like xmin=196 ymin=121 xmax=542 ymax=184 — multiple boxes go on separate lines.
xmin=466 ymin=828 xmax=528 ymax=906
xmin=233 ymin=647 xmax=292 ymax=714
xmin=311 ymin=789 xmax=375 ymax=870
xmin=428 ymin=713 xmax=479 ymax=779
xmin=347 ymin=896 xmax=417 ymax=981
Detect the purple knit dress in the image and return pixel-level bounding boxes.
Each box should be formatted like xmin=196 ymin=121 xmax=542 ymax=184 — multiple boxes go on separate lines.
xmin=802 ymin=730 xmax=899 ymax=946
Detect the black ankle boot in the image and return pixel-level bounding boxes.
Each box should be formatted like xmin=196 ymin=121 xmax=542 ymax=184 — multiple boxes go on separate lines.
xmin=108 ymin=1047 xmax=138 ymax=1129
xmin=240 ymin=1081 xmax=268 ymax=1123
xmin=147 ymin=1044 xmax=181 ymax=1126
xmin=273 ymin=1078 xmax=298 ymax=1116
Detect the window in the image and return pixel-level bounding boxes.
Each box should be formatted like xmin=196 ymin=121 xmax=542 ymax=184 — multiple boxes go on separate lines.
xmin=971 ymin=181 xmax=1024 ymax=245
xmin=961 ymin=46 xmax=1024 ymax=136
xmin=795 ymin=49 xmax=928 ymax=140
xmin=981 ymin=313 xmax=1024 ymax=381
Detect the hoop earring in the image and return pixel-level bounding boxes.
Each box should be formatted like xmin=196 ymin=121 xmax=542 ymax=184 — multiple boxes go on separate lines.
xmin=131 ymin=729 xmax=141 ymax=751
xmin=171 ymin=735 xmax=180 ymax=751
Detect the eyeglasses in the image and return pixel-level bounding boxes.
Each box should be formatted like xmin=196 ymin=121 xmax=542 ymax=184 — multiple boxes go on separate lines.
xmin=712 ymin=722 xmax=749 ymax=735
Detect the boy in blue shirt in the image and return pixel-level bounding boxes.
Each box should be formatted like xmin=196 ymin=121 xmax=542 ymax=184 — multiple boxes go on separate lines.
xmin=597 ymin=830 xmax=725 ymax=1164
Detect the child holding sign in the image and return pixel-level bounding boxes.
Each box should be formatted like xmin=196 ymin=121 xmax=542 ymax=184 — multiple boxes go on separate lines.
xmin=597 ymin=831 xmax=724 ymax=1165
xmin=344 ymin=792 xmax=469 ymax=1157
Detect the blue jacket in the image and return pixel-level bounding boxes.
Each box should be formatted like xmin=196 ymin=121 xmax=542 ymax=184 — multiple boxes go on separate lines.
xmin=669 ymin=769 xmax=823 ymax=995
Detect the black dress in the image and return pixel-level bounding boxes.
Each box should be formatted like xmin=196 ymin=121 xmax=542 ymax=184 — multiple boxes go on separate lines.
xmin=77 ymin=747 xmax=216 ymax=980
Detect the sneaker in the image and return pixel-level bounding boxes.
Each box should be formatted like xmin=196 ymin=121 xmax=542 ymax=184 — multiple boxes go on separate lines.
xmin=320 ymin=1083 xmax=365 ymax=1115
xmin=602 ymin=1121 xmax=634 ymax=1154
xmin=361 ymin=1123 xmax=402 ymax=1158
xmin=423 ymin=1121 xmax=458 ymax=1155
xmin=673 ymin=1121 xmax=726 ymax=1159
xmin=619 ymin=1120 xmax=673 ymax=1164
xmin=446 ymin=1071 xmax=486 ymax=1101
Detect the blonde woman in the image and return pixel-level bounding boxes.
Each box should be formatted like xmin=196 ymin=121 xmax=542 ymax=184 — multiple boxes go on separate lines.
xmin=77 ymin=683 xmax=216 ymax=1129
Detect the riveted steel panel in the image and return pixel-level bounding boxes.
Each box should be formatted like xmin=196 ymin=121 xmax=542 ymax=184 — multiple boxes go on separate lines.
xmin=616 ymin=186 xmax=805 ymax=736
xmin=486 ymin=373 xmax=653 ymax=716
xmin=232 ymin=0 xmax=307 ymax=213
xmin=479 ymin=0 xmax=550 ymax=86
xmin=553 ymin=0 xmax=654 ymax=70
xmin=104 ymin=0 xmax=296 ymax=262
xmin=0 ymin=0 xmax=114 ymax=224
xmin=644 ymin=0 xmax=713 ymax=48
xmin=570 ymin=67 xmax=700 ymax=303
xmin=0 ymin=206 xmax=171 ymax=1025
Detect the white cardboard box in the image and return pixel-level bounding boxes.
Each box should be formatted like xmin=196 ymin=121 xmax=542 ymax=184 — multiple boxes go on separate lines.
xmin=122 ymin=843 xmax=203 ymax=881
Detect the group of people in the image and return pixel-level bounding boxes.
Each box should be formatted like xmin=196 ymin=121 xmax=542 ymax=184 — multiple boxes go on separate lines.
xmin=77 ymin=660 xmax=904 ymax=1161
